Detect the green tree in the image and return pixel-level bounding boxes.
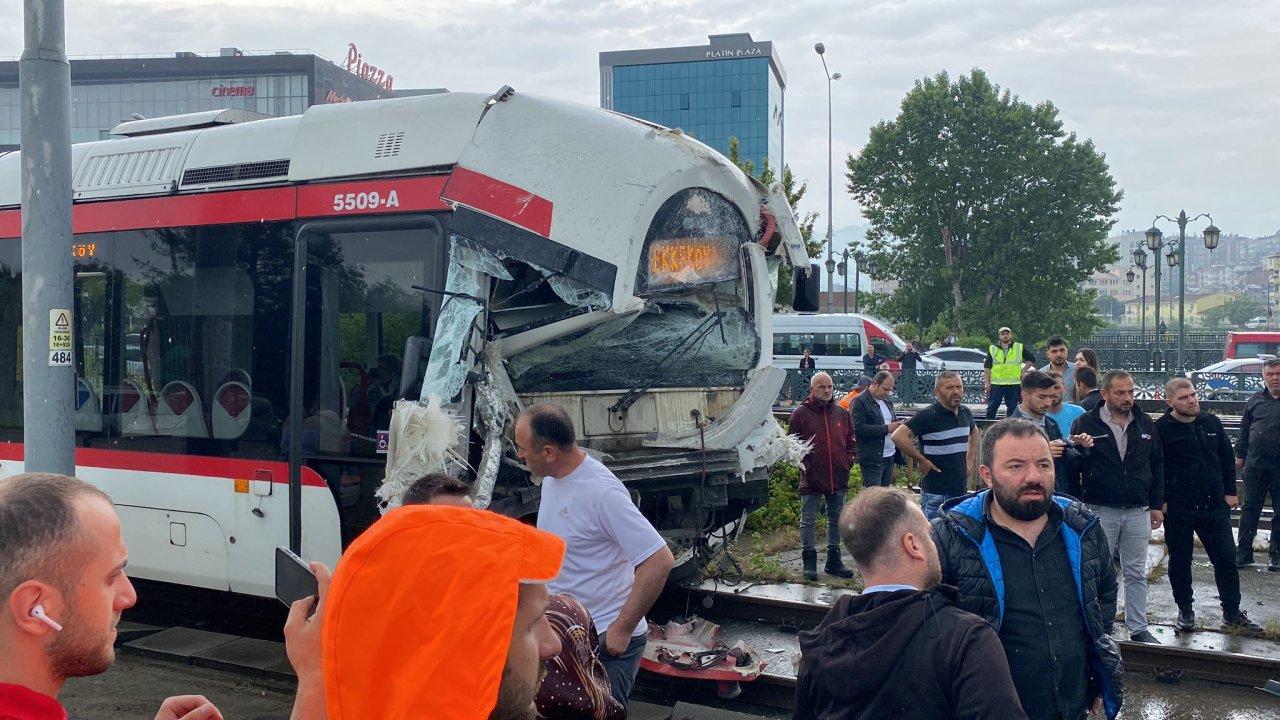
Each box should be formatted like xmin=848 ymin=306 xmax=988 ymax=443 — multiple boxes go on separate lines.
xmin=1202 ymin=296 xmax=1263 ymax=329
xmin=1093 ymin=294 xmax=1126 ymax=323
xmin=846 ymin=70 xmax=1122 ymax=341
xmin=729 ymin=136 xmax=820 ymax=307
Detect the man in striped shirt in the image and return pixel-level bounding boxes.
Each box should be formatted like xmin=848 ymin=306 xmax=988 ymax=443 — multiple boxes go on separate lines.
xmin=893 ymin=371 xmax=980 ymax=520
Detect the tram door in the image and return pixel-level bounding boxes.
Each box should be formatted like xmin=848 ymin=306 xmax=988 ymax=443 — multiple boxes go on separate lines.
xmin=289 ymin=216 xmax=447 ymax=549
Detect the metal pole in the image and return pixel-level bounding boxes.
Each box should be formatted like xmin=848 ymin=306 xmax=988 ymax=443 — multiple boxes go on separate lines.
xmin=825 ymin=67 xmax=834 ymax=311
xmin=1153 ymin=244 xmax=1162 ymax=370
xmin=843 ymin=249 xmax=850 ymax=314
xmin=1177 ymin=210 xmax=1187 ymax=373
xmin=1140 ymin=267 xmax=1147 ymax=353
xmin=20 ymin=0 xmax=75 ymax=475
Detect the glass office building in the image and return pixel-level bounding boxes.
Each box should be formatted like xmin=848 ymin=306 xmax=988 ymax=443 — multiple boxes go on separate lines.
xmin=600 ymin=33 xmax=786 ymax=174
xmin=0 ymin=49 xmax=394 ymax=150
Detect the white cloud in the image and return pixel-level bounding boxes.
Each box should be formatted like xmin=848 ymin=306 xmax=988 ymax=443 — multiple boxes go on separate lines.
xmin=1 ymin=0 xmax=1276 ymax=236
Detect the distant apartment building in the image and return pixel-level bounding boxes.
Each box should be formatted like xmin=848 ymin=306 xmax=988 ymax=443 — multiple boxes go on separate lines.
xmin=600 ymin=33 xmax=786 ymax=174
xmin=0 ymin=46 xmax=400 ymax=150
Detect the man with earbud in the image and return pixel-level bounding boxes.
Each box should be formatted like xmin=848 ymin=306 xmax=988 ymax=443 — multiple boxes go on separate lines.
xmin=0 ymin=472 xmax=224 ymax=719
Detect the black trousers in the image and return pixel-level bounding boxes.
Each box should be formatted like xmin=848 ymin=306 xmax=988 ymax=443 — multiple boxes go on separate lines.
xmin=1236 ymin=466 xmax=1280 ymax=560
xmin=1165 ymin=505 xmax=1240 ymax=613
xmin=985 ymin=384 xmax=1020 ymax=420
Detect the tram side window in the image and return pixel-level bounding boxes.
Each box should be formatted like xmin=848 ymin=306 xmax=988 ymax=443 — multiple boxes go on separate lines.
xmin=301 ymin=228 xmax=444 ymax=459
xmin=111 ymin=223 xmax=294 ymax=459
xmin=0 ymin=241 xmax=19 ymax=442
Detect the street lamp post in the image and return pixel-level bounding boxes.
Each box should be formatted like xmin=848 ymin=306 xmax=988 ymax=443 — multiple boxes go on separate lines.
xmin=837 ymin=248 xmax=850 ymax=313
xmin=1127 ymin=246 xmax=1149 ymax=344
xmin=1146 ymin=212 xmax=1220 ymax=371
xmin=815 ymin=43 xmax=840 ymax=311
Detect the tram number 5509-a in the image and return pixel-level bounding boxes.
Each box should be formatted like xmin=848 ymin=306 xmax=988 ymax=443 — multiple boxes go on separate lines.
xmin=332 ymin=190 xmax=401 ymax=212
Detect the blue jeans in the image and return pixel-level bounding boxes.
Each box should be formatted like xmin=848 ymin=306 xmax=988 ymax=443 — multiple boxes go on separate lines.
xmin=921 ymin=491 xmax=958 ymax=520
xmin=800 ymin=492 xmax=844 ymax=550
xmin=597 ymin=631 xmax=647 ymax=710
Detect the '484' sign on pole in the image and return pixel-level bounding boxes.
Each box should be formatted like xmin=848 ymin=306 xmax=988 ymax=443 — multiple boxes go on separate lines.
xmin=49 ymin=308 xmax=72 ymax=366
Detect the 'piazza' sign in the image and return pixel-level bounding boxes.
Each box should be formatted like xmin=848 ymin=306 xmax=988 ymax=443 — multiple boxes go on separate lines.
xmin=706 ymin=47 xmax=765 ymax=59
xmin=345 ymin=43 xmax=395 ymax=92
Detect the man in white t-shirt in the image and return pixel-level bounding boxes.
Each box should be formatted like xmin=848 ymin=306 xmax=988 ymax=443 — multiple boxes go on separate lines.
xmin=519 ymin=404 xmax=675 ymax=710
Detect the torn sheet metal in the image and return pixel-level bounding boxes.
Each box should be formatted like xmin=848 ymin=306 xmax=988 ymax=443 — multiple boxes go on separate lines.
xmin=376 ymin=396 xmax=465 ymax=510
xmin=766 ymin=180 xmax=811 ymax=269
xmin=470 ymin=346 xmax=524 ymax=510
xmin=469 ymin=379 xmax=507 ymax=510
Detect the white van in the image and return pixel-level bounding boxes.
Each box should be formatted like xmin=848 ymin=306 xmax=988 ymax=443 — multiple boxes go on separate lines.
xmin=771 ymin=312 xmax=940 ymax=373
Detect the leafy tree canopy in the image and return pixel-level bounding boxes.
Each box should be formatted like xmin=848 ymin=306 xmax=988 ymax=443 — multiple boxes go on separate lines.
xmin=847 ymin=69 xmax=1121 ymax=342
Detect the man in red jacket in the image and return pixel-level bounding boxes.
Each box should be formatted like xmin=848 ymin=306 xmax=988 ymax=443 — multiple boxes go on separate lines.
xmin=789 ymin=372 xmax=856 ymax=581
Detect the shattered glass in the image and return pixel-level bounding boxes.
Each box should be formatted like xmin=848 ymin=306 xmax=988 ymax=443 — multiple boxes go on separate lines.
xmin=507 ymin=304 xmax=759 ymax=393
xmin=452 ymin=235 xmax=513 ymax=281
xmin=546 ymin=274 xmax=611 ymax=310
xmin=419 ymin=238 xmax=490 ymax=403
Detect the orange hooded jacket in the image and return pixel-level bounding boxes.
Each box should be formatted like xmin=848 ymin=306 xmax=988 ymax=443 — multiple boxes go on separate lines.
xmin=322 ymin=505 xmax=565 ymax=720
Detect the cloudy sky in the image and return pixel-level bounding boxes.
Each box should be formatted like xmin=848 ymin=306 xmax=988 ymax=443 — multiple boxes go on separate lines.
xmin=4 ymin=0 xmax=1277 ymax=238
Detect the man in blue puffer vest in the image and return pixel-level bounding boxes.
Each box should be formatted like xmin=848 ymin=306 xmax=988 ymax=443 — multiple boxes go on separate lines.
xmin=933 ymin=418 xmax=1123 ymax=720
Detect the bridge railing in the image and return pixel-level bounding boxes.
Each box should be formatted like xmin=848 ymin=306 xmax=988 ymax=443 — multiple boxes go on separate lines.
xmin=777 ymin=368 xmax=1262 ymax=408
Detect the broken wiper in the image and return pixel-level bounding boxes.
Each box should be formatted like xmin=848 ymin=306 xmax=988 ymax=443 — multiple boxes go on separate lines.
xmin=608 ymin=308 xmax=727 ymax=418
xmin=411 ymin=284 xmax=487 ymax=306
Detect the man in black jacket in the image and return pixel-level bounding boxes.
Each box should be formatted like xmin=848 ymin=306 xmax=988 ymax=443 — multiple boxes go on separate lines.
xmin=1010 ymin=370 xmax=1090 ymax=497
xmin=851 ymin=371 xmax=904 ymax=489
xmin=796 ymin=487 xmax=1026 ymax=720
xmin=1235 ymin=356 xmax=1280 ymax=570
xmin=1076 ymin=366 xmax=1102 ymax=411
xmin=1070 ymin=370 xmax=1164 ymax=645
xmin=1154 ymin=378 xmax=1263 ymax=634
xmin=934 ymin=419 xmax=1123 ymax=720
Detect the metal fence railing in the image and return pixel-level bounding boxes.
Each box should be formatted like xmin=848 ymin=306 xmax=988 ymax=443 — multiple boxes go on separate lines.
xmin=776 ymin=368 xmax=1263 ymax=408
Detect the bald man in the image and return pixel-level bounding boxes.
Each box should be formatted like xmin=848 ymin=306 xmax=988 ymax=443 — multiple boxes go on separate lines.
xmin=788 ymin=372 xmax=856 ymax=580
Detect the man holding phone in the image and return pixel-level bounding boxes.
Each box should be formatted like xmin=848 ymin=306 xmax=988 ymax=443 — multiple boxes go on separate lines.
xmin=0 ymin=472 xmax=223 ymax=720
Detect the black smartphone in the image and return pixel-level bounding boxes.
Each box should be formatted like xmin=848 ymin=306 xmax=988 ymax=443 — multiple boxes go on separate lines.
xmin=275 ymin=546 xmax=318 ymax=608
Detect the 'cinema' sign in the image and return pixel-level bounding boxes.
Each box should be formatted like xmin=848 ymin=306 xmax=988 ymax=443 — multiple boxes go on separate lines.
xmin=345 ymin=43 xmax=394 ymax=92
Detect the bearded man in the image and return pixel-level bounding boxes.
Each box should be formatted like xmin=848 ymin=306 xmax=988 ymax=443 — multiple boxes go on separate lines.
xmin=932 ymin=419 xmax=1124 ymax=720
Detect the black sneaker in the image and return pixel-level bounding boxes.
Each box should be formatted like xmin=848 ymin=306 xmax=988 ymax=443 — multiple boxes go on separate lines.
xmin=1269 ymin=557 xmax=1280 ymax=572
xmin=1223 ymin=610 xmax=1265 ymax=636
xmin=1237 ymin=555 xmax=1256 ymax=568
xmin=1176 ymin=606 xmax=1195 ymax=632
xmin=1129 ymin=630 xmax=1161 ymax=644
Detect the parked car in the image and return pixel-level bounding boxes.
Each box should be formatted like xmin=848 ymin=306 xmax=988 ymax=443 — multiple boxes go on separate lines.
xmin=1187 ymin=356 xmax=1270 ymax=400
xmin=924 ymin=346 xmax=988 ymax=372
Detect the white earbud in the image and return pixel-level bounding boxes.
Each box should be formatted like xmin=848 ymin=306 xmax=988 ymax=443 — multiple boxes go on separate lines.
xmin=31 ymin=604 xmax=63 ymax=632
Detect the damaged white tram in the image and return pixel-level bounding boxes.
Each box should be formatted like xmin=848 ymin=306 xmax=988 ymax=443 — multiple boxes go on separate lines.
xmin=0 ymin=88 xmax=812 ymax=596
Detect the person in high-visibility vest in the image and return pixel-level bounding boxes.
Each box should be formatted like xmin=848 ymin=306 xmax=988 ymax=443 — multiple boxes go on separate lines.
xmin=984 ymin=326 xmax=1037 ymax=420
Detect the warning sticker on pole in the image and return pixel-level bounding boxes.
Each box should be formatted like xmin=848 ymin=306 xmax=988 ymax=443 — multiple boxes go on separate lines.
xmin=49 ymin=309 xmax=72 ymax=366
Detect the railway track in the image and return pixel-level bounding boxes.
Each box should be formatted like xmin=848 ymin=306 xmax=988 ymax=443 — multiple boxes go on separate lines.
xmin=651 ymin=580 xmax=1280 ymax=711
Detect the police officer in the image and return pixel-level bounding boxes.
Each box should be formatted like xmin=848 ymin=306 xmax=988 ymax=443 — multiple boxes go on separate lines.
xmin=984 ymin=326 xmax=1036 ymax=420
